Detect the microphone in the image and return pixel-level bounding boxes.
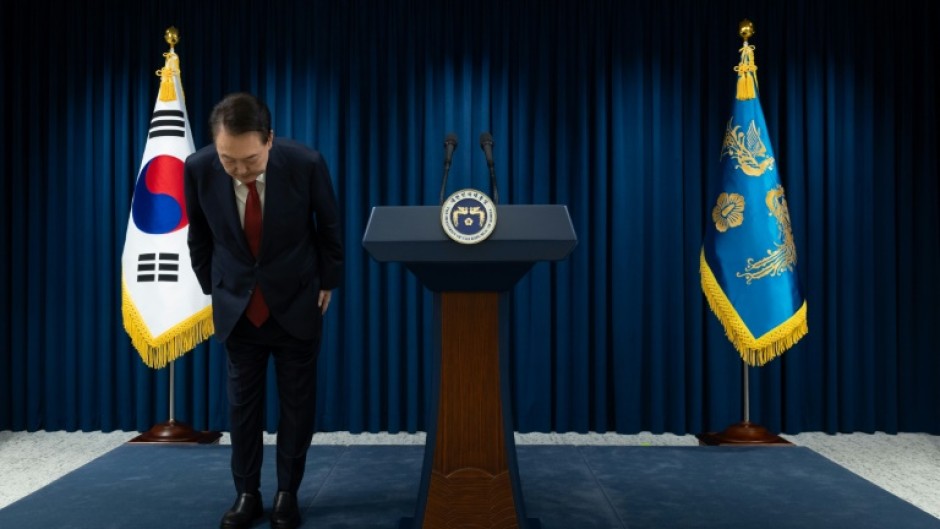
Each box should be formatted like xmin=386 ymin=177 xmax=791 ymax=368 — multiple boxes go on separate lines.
xmin=440 ymin=133 xmax=458 ymax=205
xmin=479 ymin=132 xmax=499 ymax=204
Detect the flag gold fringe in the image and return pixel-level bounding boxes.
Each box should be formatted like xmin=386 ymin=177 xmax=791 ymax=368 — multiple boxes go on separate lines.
xmin=700 ymin=250 xmax=807 ymax=366
xmin=157 ymin=51 xmax=180 ymax=102
xmin=122 ymin=280 xmax=214 ymax=369
xmin=734 ymin=43 xmax=758 ymax=100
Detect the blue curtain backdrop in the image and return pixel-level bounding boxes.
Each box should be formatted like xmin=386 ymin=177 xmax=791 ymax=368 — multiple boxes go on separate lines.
xmin=2 ymin=0 xmax=938 ymax=435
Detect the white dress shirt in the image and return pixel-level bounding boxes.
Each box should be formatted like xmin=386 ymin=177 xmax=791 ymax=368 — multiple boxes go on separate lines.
xmin=233 ymin=173 xmax=266 ymax=228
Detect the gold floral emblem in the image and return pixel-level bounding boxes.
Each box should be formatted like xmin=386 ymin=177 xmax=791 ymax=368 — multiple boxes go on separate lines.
xmin=712 ymin=193 xmax=745 ymax=232
xmin=721 ymin=118 xmax=775 ymax=177
xmin=737 ymin=186 xmax=798 ymax=284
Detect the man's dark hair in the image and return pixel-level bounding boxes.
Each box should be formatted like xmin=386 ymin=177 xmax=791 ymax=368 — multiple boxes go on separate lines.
xmin=209 ymin=92 xmax=272 ymax=143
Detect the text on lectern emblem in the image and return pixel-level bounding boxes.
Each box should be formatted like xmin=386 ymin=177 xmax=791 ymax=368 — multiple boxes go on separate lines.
xmin=440 ymin=189 xmax=497 ymax=245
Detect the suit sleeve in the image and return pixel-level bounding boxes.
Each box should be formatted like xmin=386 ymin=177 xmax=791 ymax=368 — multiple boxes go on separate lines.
xmin=309 ymin=152 xmax=344 ymax=290
xmin=184 ymin=160 xmax=213 ymax=295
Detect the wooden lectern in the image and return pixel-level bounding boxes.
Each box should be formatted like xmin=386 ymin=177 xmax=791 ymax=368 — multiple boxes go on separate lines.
xmin=363 ymin=205 xmax=577 ymax=529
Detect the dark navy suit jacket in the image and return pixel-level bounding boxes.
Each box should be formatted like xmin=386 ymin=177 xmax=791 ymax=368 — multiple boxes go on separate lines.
xmin=184 ymin=138 xmax=344 ymax=343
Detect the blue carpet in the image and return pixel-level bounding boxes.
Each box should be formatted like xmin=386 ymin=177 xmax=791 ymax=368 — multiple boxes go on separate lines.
xmin=1 ymin=444 xmax=937 ymax=528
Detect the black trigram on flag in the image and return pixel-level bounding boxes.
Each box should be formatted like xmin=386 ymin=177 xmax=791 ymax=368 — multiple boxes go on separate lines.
xmin=137 ymin=253 xmax=180 ymax=282
xmin=148 ymin=109 xmax=186 ymax=139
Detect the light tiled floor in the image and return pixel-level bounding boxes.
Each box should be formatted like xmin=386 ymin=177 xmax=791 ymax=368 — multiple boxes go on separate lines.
xmin=0 ymin=430 xmax=937 ymax=519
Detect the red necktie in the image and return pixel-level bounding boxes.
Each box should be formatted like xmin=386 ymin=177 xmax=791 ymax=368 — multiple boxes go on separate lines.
xmin=244 ymin=181 xmax=269 ymax=327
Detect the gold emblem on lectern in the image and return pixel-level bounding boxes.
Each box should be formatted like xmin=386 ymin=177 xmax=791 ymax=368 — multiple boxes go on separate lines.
xmin=441 ymin=189 xmax=497 ymax=244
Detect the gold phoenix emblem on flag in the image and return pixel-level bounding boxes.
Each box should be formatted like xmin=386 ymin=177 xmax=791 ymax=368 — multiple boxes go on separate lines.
xmin=736 ymin=186 xmax=798 ymax=284
xmin=721 ymin=118 xmax=775 ymax=177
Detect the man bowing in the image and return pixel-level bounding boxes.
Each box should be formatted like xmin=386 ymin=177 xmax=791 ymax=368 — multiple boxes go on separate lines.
xmin=184 ymin=92 xmax=343 ymax=529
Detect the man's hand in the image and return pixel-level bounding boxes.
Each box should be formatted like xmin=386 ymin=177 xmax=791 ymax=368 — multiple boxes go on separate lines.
xmin=318 ymin=290 xmax=333 ymax=315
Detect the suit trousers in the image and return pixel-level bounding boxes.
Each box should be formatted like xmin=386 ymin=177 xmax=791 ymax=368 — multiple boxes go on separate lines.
xmin=225 ymin=314 xmax=320 ymax=496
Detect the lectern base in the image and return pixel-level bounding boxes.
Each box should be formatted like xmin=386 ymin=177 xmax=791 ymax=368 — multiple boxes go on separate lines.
xmin=399 ymin=518 xmax=542 ymax=529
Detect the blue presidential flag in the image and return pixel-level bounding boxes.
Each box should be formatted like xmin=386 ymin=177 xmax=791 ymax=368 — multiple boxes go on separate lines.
xmin=700 ymin=31 xmax=807 ymax=366
xmin=121 ymin=33 xmax=213 ymax=368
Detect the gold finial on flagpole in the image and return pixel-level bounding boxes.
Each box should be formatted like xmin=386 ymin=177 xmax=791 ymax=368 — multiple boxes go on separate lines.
xmin=739 ymin=19 xmax=755 ymax=42
xmin=158 ymin=27 xmax=181 ymax=102
xmin=735 ymin=19 xmax=758 ymax=100
xmin=165 ymin=26 xmax=180 ymax=49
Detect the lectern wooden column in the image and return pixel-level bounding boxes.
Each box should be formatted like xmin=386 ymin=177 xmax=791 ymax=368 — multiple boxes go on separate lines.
xmin=363 ymin=205 xmax=577 ymax=529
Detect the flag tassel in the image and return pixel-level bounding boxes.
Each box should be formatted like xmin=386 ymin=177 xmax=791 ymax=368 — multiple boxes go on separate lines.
xmin=157 ymin=50 xmax=180 ymax=102
xmin=701 ymin=251 xmax=808 ymax=366
xmin=122 ymin=281 xmax=214 ymax=369
xmin=735 ymin=43 xmax=758 ymax=101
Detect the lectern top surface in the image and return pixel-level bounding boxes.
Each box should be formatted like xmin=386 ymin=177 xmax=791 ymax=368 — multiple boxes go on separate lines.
xmin=361 ymin=205 xmax=577 ymax=263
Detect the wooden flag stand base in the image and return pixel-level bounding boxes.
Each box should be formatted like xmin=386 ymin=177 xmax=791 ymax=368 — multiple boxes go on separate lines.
xmin=696 ymin=363 xmax=792 ymax=446
xmin=696 ymin=421 xmax=791 ymax=446
xmin=129 ymin=419 xmax=221 ymax=444
xmin=128 ymin=363 xmax=221 ymax=445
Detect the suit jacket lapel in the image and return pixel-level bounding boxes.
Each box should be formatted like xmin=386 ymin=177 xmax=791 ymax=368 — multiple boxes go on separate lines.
xmin=259 ymin=143 xmax=286 ymax=260
xmin=211 ymin=156 xmax=253 ymax=259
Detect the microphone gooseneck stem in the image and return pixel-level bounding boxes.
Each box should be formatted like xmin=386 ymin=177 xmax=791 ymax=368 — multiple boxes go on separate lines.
xmin=440 ymin=162 xmax=451 ymax=205
xmin=441 ymin=134 xmax=457 ymax=205
xmin=489 ymin=164 xmax=498 ymax=204
xmin=480 ymin=132 xmax=498 ymax=204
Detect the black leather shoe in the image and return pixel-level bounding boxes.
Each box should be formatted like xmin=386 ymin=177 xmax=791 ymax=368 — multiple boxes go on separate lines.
xmin=220 ymin=492 xmax=263 ymax=529
xmin=270 ymin=491 xmax=301 ymax=529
